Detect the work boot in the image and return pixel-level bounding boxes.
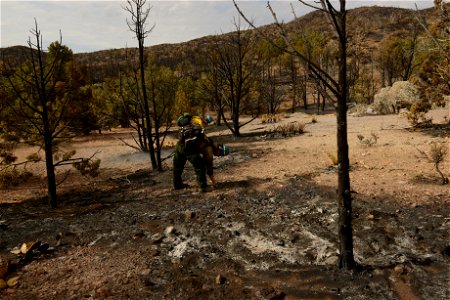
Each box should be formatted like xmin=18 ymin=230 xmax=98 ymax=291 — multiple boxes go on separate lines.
xmin=174 ymin=183 xmax=189 ymax=190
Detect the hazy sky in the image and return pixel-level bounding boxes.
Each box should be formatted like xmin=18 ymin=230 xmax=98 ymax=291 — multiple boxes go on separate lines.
xmin=1 ymin=1 xmax=434 ymax=53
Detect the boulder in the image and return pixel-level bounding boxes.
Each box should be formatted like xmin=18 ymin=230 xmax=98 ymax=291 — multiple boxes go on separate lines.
xmin=373 ymin=81 xmax=420 ymax=114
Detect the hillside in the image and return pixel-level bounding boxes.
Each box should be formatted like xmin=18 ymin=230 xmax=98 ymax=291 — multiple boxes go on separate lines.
xmin=82 ymin=6 xmax=436 ymax=80
xmin=2 ymin=6 xmax=433 ymax=82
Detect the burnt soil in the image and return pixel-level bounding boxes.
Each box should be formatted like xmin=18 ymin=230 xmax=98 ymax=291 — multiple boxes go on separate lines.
xmin=1 ymin=108 xmax=449 ymax=299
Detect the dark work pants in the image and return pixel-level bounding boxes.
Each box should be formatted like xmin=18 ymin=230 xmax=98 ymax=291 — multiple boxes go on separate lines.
xmin=173 ymin=140 xmax=207 ymax=190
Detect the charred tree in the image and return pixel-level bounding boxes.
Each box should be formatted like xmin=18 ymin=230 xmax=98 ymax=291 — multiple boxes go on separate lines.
xmin=124 ymin=0 xmax=157 ymax=170
xmin=2 ymin=21 xmax=70 ymax=208
xmin=234 ymin=0 xmax=355 ymax=269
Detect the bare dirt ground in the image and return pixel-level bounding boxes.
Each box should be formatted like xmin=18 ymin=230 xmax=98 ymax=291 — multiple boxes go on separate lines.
xmin=1 ymin=107 xmax=449 ymax=299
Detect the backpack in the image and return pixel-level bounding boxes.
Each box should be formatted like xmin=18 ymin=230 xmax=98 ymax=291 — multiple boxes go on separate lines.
xmin=177 ymin=113 xmax=205 ymax=141
xmin=176 ymin=113 xmax=192 ymax=127
xmin=180 ymin=123 xmax=203 ymax=140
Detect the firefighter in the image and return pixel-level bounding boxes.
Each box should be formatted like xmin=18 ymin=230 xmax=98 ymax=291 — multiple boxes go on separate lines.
xmin=173 ymin=113 xmax=216 ymax=192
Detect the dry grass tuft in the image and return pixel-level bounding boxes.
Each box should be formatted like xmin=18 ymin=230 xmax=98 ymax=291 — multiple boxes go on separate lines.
xmin=261 ymin=114 xmax=281 ymax=124
xmin=402 ymin=104 xmax=432 ymax=126
xmin=357 ymin=133 xmax=378 ymax=147
xmin=326 ymin=151 xmax=339 ymax=166
xmin=416 ymin=141 xmax=449 ymax=184
xmin=275 ymin=122 xmax=306 ymax=137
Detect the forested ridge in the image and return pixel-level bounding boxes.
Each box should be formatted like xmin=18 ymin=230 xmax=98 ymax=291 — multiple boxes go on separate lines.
xmin=1 ymin=6 xmax=435 ymax=82
xmin=78 ymin=6 xmax=435 ymax=81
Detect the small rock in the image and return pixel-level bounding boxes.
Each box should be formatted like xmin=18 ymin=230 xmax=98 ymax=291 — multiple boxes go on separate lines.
xmin=9 ymin=249 xmax=20 ymax=255
xmin=276 ymin=240 xmax=285 ymax=247
xmin=133 ymin=231 xmax=146 ymax=239
xmin=165 ymin=226 xmax=175 ymax=235
xmin=6 ymin=276 xmax=19 ymax=287
xmin=324 ymin=255 xmax=339 ymax=265
xmin=96 ymin=287 xmax=111 ymax=297
xmin=0 ymin=220 xmax=8 ymax=229
xmin=330 ymin=287 xmax=341 ymax=293
xmin=0 ymin=279 xmax=7 ymax=289
xmin=372 ymin=268 xmax=385 ymax=277
xmin=184 ymin=210 xmax=196 ymax=219
xmin=140 ymin=269 xmax=151 ymax=276
xmin=259 ymin=287 xmax=286 ymax=300
xmin=393 ymin=264 xmax=405 ymax=274
xmin=56 ymin=232 xmax=63 ymax=246
xmin=215 ymin=274 xmax=226 ymax=285
xmin=151 ymin=233 xmax=164 ymax=244
xmin=93 ymin=279 xmax=106 ymax=287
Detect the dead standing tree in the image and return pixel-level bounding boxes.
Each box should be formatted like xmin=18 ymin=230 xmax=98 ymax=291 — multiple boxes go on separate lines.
xmin=2 ymin=21 xmax=100 ymax=208
xmin=212 ymin=20 xmax=260 ymax=137
xmin=201 ymin=40 xmax=227 ymax=126
xmin=234 ymin=0 xmax=355 ymax=269
xmin=1 ymin=21 xmax=62 ymax=208
xmin=124 ymin=0 xmax=157 ymax=170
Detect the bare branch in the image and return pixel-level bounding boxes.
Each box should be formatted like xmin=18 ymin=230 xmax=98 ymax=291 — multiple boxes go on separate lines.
xmin=0 ymin=159 xmax=33 ymax=173
xmin=115 ymin=135 xmax=142 ymax=151
xmin=298 ymin=0 xmax=327 ymax=12
xmin=290 ymin=2 xmax=298 ymax=19
xmin=53 ymin=150 xmax=100 ymax=167
xmin=124 ymin=0 xmax=155 ymax=41
xmin=414 ymin=3 xmax=450 ymax=61
xmin=233 ymin=0 xmax=339 ymax=97
xmin=56 ymin=169 xmax=71 ymax=186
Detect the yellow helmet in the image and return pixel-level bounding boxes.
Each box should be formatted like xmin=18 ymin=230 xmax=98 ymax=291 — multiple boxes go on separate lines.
xmin=190 ymin=116 xmax=205 ymax=129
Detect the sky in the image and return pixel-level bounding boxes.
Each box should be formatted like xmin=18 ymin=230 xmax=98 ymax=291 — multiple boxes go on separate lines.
xmin=1 ymin=0 xmax=435 ymax=53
